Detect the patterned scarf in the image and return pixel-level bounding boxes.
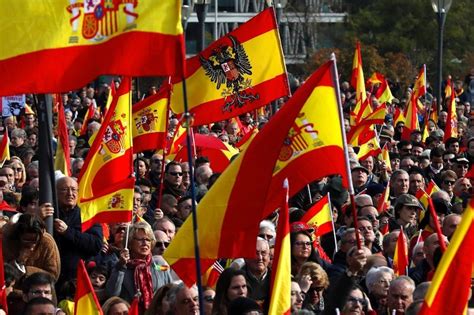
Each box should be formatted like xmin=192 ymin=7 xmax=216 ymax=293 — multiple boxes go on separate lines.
xmin=128 ymin=254 xmax=153 ymax=309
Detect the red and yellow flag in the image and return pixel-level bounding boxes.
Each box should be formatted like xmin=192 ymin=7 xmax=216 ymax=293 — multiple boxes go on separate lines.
xmin=103 ymin=79 xmax=117 ymax=117
xmin=55 ymin=97 xmax=72 ymax=176
xmin=357 ymin=136 xmax=381 ymax=161
xmin=377 ymin=185 xmax=390 ymax=214
xmin=0 ymin=1 xmax=184 ymax=95
xmin=300 ymin=195 xmax=333 ymax=236
xmin=444 ymin=81 xmax=458 ymax=141
xmin=393 ymin=227 xmax=408 ymax=276
xmin=170 ymin=7 xmax=289 ymax=126
xmin=380 ymin=144 xmax=391 ymax=173
xmin=346 ymin=105 xmax=386 ymax=146
xmin=78 ymin=77 xmax=134 ymax=232
xmin=268 ymin=180 xmax=291 ymax=315
xmin=368 ymin=73 xmax=394 ymax=104
xmin=401 ymin=93 xmax=420 ymax=140
xmin=164 ymin=60 xmax=338 ymax=286
xmin=350 ymin=42 xmax=371 ymax=125
xmin=415 ymin=180 xmax=440 ymax=211
xmin=412 ymin=65 xmax=427 ymax=99
xmin=74 ymin=260 xmax=103 ymax=315
xmin=132 ymin=85 xmax=169 ymax=153
xmin=0 ymin=130 xmax=10 ymax=165
xmin=418 ymin=200 xmax=473 ymax=315
xmin=262 ymin=63 xmax=349 ymax=215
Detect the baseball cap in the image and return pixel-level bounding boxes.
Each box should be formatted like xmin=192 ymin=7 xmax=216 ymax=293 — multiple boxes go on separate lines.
xmin=395 ymin=194 xmax=423 ymax=210
xmin=351 ymin=163 xmax=369 ymax=174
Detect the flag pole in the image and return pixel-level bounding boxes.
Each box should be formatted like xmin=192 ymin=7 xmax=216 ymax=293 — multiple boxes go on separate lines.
xmin=306 ymin=184 xmax=313 ymax=205
xmin=329 ymin=53 xmax=362 ymax=249
xmin=327 ymin=192 xmax=338 ymax=253
xmin=157 ymin=82 xmax=172 ymax=210
xmin=36 ymin=94 xmax=58 ymax=235
xmin=181 ymin=75 xmax=205 ymax=313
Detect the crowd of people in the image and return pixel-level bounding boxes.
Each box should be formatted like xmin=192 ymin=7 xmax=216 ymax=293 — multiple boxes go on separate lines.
xmin=0 ymin=68 xmax=472 ymax=315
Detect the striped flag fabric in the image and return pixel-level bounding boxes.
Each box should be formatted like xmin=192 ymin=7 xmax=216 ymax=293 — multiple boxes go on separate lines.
xmin=300 ymin=195 xmax=333 ymax=236
xmin=0 ymin=1 xmax=184 ymax=95
xmin=357 ymin=136 xmax=381 ymax=161
xmin=132 ymin=85 xmax=170 ymax=153
xmin=444 ymin=81 xmax=458 ymax=141
xmin=78 ymin=77 xmax=134 ymax=232
xmin=350 ymin=41 xmax=371 ymax=125
xmin=412 ymin=65 xmax=427 ymax=99
xmin=0 ymin=130 xmax=10 ymax=166
xmin=170 ymin=7 xmax=289 ymax=126
xmin=418 ymin=199 xmax=473 ymax=315
xmin=393 ymin=227 xmax=408 ymax=276
xmin=268 ymin=180 xmax=291 ymax=315
xmin=74 ymin=260 xmax=103 ymax=315
xmin=55 ymin=96 xmax=72 ymax=176
xmin=164 ymin=60 xmax=339 ymax=286
xmin=367 ymin=73 xmax=394 ymax=104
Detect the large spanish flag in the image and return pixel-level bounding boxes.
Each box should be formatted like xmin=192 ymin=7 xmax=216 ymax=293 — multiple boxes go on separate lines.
xmin=300 ymin=195 xmax=333 ymax=237
xmin=0 ymin=1 xmax=184 ymax=95
xmin=412 ymin=65 xmax=427 ymax=99
xmin=170 ymin=7 xmax=289 ymax=126
xmin=262 ymin=64 xmax=349 ymax=215
xmin=74 ymin=260 xmax=103 ymax=315
xmin=55 ymin=97 xmax=72 ymax=176
xmin=444 ymin=81 xmax=458 ymax=141
xmin=164 ymin=60 xmax=337 ymax=286
xmin=132 ymin=85 xmax=169 ymax=153
xmin=78 ymin=77 xmax=134 ymax=232
xmin=268 ymin=181 xmax=291 ymax=315
xmin=418 ymin=199 xmax=473 ymax=315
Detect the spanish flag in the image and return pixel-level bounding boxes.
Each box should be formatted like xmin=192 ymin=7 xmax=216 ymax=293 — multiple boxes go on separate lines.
xmin=268 ymin=180 xmax=291 ymax=315
xmin=412 ymin=65 xmax=427 ymax=99
xmin=357 ymin=135 xmax=381 ymax=161
xmin=132 ymin=85 xmax=169 ymax=153
xmin=401 ymin=93 xmax=420 ymax=140
xmin=262 ymin=62 xmax=349 ymax=215
xmin=103 ymin=79 xmax=117 ymax=117
xmin=350 ymin=41 xmax=371 ymax=125
xmin=418 ymin=200 xmax=473 ymax=315
xmin=368 ymin=73 xmax=394 ymax=104
xmin=78 ymin=77 xmax=134 ymax=232
xmin=301 ymin=195 xmax=333 ymax=236
xmin=0 ymin=1 xmax=184 ymax=95
xmin=346 ymin=105 xmax=386 ymax=146
xmin=74 ymin=260 xmax=103 ymax=315
xmin=380 ymin=144 xmax=391 ymax=172
xmin=444 ymin=81 xmax=458 ymax=141
xmin=0 ymin=130 xmax=10 ymax=166
xmin=170 ymin=7 xmax=289 ymax=126
xmin=377 ymin=184 xmax=390 ymax=214
xmin=164 ymin=60 xmax=338 ymax=286
xmin=55 ymin=97 xmax=72 ymax=176
xmin=393 ymin=227 xmax=408 ymax=276
xmin=415 ymin=180 xmax=440 ymax=211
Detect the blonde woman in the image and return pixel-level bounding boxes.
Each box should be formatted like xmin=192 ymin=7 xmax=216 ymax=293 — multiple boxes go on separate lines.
xmin=9 ymin=157 xmax=26 ymax=190
xmin=296 ymin=261 xmax=330 ymax=314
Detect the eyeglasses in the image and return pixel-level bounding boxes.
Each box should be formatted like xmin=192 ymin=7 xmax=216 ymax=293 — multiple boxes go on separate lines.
xmin=347 ymin=296 xmax=368 ymax=306
xmin=308 ymin=286 xmax=325 ymax=293
xmin=156 ymin=241 xmax=170 ymax=248
xmin=455 ymin=164 xmax=468 ymax=169
xmin=133 ymin=237 xmax=152 ymax=244
xmin=115 ymin=227 xmax=126 ymax=234
xmin=294 ymin=241 xmax=312 ymax=247
xmin=443 ymin=180 xmax=455 ymax=185
xmin=168 ymin=172 xmax=183 ymax=177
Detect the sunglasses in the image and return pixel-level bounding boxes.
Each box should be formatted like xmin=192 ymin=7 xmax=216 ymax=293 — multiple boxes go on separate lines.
xmin=168 ymin=172 xmax=183 ymax=177
xmin=443 ymin=180 xmax=455 ymax=185
xmin=156 ymin=241 xmax=170 ymax=248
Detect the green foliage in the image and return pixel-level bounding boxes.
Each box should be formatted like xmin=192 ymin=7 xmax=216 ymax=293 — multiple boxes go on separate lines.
xmin=307 ymin=0 xmax=474 ymax=93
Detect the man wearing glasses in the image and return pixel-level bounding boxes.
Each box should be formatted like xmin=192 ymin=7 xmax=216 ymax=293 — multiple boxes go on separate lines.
xmin=53 ymin=176 xmax=103 ymax=289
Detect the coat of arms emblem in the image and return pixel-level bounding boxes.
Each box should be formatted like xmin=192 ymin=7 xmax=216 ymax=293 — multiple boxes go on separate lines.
xmin=200 ymin=35 xmax=259 ymax=113
xmin=67 ymin=0 xmax=139 ymax=43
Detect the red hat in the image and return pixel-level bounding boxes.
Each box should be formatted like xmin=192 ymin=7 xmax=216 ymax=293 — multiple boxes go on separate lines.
xmin=290 ymin=221 xmax=315 ymax=234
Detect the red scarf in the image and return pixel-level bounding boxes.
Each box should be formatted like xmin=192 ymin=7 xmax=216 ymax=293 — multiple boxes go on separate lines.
xmin=128 ymin=254 xmax=153 ymax=309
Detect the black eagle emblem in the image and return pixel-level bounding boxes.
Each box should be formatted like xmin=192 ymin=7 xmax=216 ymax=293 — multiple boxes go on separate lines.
xmin=200 ymin=35 xmax=259 ymax=113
